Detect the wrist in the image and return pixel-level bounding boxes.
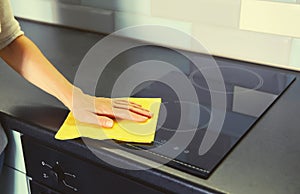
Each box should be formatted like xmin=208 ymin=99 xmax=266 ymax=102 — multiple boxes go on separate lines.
xmin=66 ymin=87 xmax=95 ymax=112
xmin=60 ymin=85 xmax=82 ymax=110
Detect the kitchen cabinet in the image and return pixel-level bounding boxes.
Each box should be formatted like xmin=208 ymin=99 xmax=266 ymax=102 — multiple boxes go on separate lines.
xmin=0 ymin=130 xmax=29 ymax=194
xmin=21 ymin=136 xmax=165 ymax=194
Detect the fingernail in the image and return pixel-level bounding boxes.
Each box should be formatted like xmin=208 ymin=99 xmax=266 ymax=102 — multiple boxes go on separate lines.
xmin=149 ymin=112 xmax=154 ymax=117
xmin=106 ymin=120 xmax=113 ymax=128
xmin=141 ymin=116 xmax=149 ymax=122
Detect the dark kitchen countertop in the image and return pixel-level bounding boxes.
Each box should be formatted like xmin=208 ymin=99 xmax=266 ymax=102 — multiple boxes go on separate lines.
xmin=0 ymin=19 xmax=299 ymax=194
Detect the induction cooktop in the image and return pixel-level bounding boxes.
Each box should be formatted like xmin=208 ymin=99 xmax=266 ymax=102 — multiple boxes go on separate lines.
xmin=95 ymin=46 xmax=296 ymax=179
xmin=129 ymin=65 xmax=294 ymax=179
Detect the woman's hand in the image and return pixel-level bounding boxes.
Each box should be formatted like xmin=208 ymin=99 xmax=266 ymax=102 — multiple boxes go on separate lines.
xmin=69 ymin=88 xmax=152 ymax=128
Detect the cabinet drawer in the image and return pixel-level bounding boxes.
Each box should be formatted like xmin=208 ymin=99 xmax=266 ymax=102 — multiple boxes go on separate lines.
xmin=21 ymin=136 xmax=164 ymax=194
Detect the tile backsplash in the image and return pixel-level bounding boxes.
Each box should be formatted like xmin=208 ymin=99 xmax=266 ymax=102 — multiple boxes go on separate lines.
xmin=11 ymin=0 xmax=300 ymax=70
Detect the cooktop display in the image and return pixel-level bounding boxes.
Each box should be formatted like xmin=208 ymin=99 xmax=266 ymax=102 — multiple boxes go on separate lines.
xmin=95 ymin=46 xmax=296 ymax=179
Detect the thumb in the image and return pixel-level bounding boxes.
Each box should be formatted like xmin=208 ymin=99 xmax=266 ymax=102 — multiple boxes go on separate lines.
xmin=97 ymin=116 xmax=114 ymax=128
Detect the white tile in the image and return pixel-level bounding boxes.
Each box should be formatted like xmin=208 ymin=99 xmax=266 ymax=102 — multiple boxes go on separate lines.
xmin=240 ymin=0 xmax=300 ymax=37
xmin=289 ymin=38 xmax=300 ymax=68
xmin=114 ymin=11 xmax=193 ymax=51
xmin=151 ymin=0 xmax=242 ymax=28
xmin=81 ymin=0 xmax=151 ymax=15
xmin=191 ymin=23 xmax=292 ymax=66
xmin=259 ymin=0 xmax=297 ymax=3
xmin=11 ymin=0 xmax=55 ymax=22
xmin=11 ymin=0 xmax=114 ymax=34
xmin=52 ymin=2 xmax=114 ymax=34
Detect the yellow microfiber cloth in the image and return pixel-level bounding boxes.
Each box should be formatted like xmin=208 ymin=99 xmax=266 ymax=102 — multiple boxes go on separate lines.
xmin=55 ymin=98 xmax=161 ymax=143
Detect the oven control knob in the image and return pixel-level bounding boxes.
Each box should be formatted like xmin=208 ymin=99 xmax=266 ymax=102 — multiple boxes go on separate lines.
xmin=52 ymin=161 xmax=65 ymax=182
xmin=41 ymin=161 xmax=78 ymax=192
xmin=53 ymin=162 xmax=78 ymax=192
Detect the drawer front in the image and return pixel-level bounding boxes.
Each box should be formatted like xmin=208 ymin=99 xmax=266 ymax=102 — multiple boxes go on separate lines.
xmin=22 ymin=136 xmax=164 ymax=194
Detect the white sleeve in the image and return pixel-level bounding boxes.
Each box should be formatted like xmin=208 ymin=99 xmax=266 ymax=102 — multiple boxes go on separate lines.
xmin=0 ymin=0 xmax=24 ymax=50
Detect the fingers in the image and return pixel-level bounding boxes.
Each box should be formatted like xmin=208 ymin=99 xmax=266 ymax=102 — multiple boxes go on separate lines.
xmin=114 ymin=99 xmax=142 ymax=107
xmin=112 ymin=99 xmax=152 ymax=118
xmin=92 ymin=97 xmax=152 ymax=123
xmin=74 ymin=111 xmax=114 ymax=128
xmin=112 ymin=105 xmax=152 ymax=119
xmin=72 ymin=96 xmax=153 ymax=128
xmin=109 ymin=108 xmax=149 ymax=122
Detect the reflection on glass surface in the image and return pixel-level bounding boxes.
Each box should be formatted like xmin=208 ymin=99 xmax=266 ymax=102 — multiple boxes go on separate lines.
xmin=233 ymin=86 xmax=277 ymax=117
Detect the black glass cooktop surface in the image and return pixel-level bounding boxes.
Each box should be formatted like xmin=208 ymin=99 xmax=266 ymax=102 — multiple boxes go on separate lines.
xmin=95 ymin=46 xmax=296 ymax=179
xmin=130 ymin=65 xmax=294 ymax=178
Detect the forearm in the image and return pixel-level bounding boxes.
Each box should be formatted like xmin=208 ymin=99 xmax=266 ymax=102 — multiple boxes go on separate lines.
xmin=0 ymin=34 xmax=152 ymax=127
xmin=0 ymin=35 xmax=74 ymax=109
